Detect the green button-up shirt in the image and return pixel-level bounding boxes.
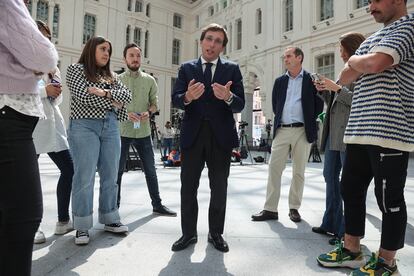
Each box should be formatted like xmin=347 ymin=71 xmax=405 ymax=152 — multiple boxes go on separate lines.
xmin=119 ymin=69 xmax=158 ymax=138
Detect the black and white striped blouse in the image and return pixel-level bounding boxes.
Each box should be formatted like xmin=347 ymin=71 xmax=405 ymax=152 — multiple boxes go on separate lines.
xmin=66 ymin=63 xmax=132 ymax=121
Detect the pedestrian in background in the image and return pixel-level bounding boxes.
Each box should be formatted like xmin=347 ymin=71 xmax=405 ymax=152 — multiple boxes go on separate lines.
xmin=161 ymin=121 xmax=175 ymax=157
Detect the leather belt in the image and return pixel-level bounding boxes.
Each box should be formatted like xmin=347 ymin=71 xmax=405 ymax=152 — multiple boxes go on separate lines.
xmin=279 ymin=122 xmax=304 ymax=128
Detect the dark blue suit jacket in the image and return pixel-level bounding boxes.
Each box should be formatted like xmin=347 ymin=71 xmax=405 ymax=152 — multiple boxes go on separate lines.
xmin=172 ymin=57 xmax=245 ymax=150
xmin=272 ymin=70 xmax=323 ymax=143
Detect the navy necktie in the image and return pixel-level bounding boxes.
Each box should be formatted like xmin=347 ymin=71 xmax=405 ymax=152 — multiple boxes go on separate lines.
xmin=204 ymin=63 xmax=213 ymax=92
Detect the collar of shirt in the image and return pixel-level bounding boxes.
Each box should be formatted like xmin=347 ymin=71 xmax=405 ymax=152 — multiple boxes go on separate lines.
xmin=126 ymin=68 xmax=142 ymax=78
xmin=200 ymin=56 xmax=218 ymax=79
xmin=200 ymin=56 xmax=219 ymax=67
xmin=285 ymin=68 xmax=304 ymax=80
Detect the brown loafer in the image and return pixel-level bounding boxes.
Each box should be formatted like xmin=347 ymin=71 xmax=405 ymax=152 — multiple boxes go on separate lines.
xmin=251 ymin=210 xmax=278 ymax=221
xmin=288 ymin=209 xmax=301 ymax=222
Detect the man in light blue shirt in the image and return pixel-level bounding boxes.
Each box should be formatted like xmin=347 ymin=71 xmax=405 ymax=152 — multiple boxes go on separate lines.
xmin=281 ymin=69 xmax=305 ymax=125
xmin=252 ymin=46 xmax=323 ymax=223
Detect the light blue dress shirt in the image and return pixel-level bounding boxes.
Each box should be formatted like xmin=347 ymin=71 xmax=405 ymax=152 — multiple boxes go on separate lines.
xmin=281 ymin=69 xmax=304 ymax=124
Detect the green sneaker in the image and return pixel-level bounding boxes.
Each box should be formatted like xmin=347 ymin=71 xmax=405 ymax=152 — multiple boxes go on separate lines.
xmin=349 ymin=252 xmax=400 ymax=276
xmin=317 ymin=241 xmax=366 ymax=269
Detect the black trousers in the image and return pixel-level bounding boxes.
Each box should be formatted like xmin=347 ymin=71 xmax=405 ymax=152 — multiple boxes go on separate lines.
xmin=0 ymin=106 xmax=43 ymax=276
xmin=341 ymin=144 xmax=408 ymax=250
xmin=180 ymin=121 xmax=231 ymax=236
xmin=41 ymin=150 xmax=73 ymax=222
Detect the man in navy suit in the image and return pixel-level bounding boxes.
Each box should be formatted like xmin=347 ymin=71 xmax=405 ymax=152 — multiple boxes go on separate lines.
xmin=171 ymin=23 xmax=245 ymax=252
xmin=252 ymin=47 xmax=323 ymax=223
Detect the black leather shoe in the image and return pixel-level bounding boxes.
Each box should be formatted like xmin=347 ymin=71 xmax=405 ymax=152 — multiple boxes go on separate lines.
xmin=171 ymin=235 xmax=197 ymax=251
xmin=312 ymin=226 xmax=330 ymax=236
xmin=153 ymin=205 xmax=177 ymax=217
xmin=208 ymin=233 xmax=229 ymax=253
xmin=251 ymin=210 xmax=278 ymax=221
xmin=288 ymin=209 xmax=301 ymax=222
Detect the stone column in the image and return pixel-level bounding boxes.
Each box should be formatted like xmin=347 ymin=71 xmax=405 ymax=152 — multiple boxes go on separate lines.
xmin=240 ymin=81 xmax=254 ymax=145
xmin=32 ymin=0 xmax=38 ymax=19
xmin=48 ymin=2 xmax=55 ymax=31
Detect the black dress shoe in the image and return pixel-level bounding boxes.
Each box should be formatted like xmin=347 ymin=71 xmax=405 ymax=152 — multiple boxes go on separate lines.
xmin=312 ymin=226 xmax=329 ymax=235
xmin=171 ymin=235 xmax=197 ymax=251
xmin=251 ymin=210 xmax=278 ymax=221
xmin=153 ymin=205 xmax=177 ymax=217
xmin=288 ymin=209 xmax=301 ymax=222
xmin=208 ymin=233 xmax=229 ymax=253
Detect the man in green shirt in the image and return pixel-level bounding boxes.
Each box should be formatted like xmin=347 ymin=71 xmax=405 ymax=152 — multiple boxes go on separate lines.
xmin=116 ymin=43 xmax=176 ymax=216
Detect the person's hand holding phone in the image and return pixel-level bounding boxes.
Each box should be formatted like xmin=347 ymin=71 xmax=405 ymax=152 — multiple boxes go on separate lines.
xmin=128 ymin=112 xmax=140 ymax=122
xmin=313 ymin=74 xmax=342 ymax=93
xmin=46 ymin=79 xmax=62 ymax=98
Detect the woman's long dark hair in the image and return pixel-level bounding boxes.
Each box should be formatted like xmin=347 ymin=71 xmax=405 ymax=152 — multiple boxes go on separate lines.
xmin=78 ymin=36 xmax=113 ymax=83
xmin=339 ymin=32 xmax=365 ymax=57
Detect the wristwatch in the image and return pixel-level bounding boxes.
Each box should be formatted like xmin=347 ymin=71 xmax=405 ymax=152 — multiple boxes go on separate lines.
xmin=225 ymin=92 xmax=234 ymax=103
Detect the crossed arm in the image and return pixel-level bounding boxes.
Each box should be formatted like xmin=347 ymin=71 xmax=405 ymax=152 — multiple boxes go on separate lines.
xmin=338 ymin=52 xmax=394 ymax=86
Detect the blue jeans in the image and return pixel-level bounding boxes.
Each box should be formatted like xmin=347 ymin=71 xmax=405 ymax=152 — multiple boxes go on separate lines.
xmin=163 ymin=138 xmax=173 ymax=157
xmin=117 ymin=136 xmax=161 ymax=208
xmin=68 ymin=111 xmax=121 ymax=231
xmin=320 ymin=135 xmax=345 ymax=237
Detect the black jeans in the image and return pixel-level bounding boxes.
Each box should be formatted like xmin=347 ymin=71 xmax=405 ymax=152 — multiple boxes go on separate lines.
xmin=341 ymin=144 xmax=409 ymax=250
xmin=44 ymin=150 xmax=73 ymax=222
xmin=0 ymin=106 xmax=43 ymax=276
xmin=117 ymin=136 xmax=162 ymax=208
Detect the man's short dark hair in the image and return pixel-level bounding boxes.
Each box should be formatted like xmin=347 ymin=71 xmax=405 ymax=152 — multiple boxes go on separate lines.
xmin=123 ymin=43 xmax=142 ymax=58
xmin=286 ymin=46 xmax=304 ymax=63
xmin=200 ymin=23 xmax=228 ymax=47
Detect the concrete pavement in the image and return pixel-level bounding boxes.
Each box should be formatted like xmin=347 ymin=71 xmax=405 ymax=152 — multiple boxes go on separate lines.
xmin=32 ymin=152 xmax=414 ymax=276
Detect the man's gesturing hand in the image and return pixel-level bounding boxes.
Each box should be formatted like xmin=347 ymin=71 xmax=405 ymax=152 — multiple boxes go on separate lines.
xmin=212 ymin=81 xmax=232 ymax=101
xmin=184 ymin=79 xmax=205 ymax=103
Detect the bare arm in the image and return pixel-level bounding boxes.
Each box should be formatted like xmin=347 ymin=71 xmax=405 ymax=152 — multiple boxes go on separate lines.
xmin=348 ymin=52 xmax=394 ymax=74
xmin=337 ymin=62 xmax=363 ymax=86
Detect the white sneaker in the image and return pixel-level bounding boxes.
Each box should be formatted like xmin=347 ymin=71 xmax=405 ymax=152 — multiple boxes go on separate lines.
xmin=34 ymin=230 xmax=46 ymax=244
xmin=75 ymin=230 xmax=89 ymax=245
xmin=54 ymin=220 xmax=74 ymax=235
xmin=104 ymin=223 xmax=128 ymax=233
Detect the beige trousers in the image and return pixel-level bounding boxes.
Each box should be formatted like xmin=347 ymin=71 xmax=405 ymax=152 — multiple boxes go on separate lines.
xmin=263 ymin=127 xmax=312 ymax=212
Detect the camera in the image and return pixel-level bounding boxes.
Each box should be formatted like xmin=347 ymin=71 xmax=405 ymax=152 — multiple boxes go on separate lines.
xmin=239 ymin=121 xmax=248 ymax=128
xmin=150 ymin=110 xmax=160 ymax=120
xmin=265 ymin=120 xmax=272 ymax=132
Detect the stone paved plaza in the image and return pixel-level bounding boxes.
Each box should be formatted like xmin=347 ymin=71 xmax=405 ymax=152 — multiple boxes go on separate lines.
xmin=32 ymin=153 xmax=414 ymax=276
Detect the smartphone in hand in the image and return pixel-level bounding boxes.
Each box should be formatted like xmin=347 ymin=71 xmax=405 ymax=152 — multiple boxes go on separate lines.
xmin=311 ymin=73 xmax=321 ymax=83
xmin=134 ymin=112 xmax=141 ymax=129
xmin=50 ymin=78 xmax=61 ymax=86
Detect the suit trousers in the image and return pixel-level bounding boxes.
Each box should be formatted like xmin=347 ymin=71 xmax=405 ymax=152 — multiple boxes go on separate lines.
xmin=180 ymin=121 xmax=231 ymax=236
xmin=264 ymin=126 xmax=311 ymax=212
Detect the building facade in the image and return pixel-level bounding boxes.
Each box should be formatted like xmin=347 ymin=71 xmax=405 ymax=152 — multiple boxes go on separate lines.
xmin=28 ymin=0 xmax=414 ymax=142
